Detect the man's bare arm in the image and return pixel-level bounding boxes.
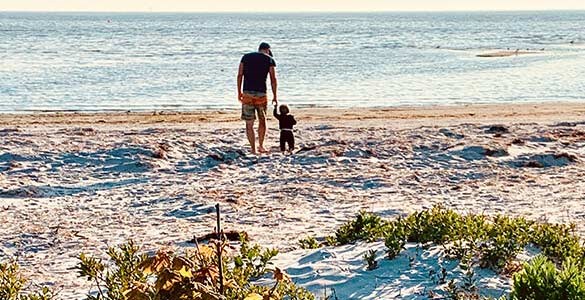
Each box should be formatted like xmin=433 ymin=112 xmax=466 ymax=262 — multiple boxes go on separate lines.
xmin=237 ymin=63 xmax=244 ymax=102
xmin=269 ymin=66 xmax=278 ymax=105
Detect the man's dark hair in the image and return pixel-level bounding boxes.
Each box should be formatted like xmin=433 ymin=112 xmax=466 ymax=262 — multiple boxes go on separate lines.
xmin=259 ymin=42 xmax=271 ymax=50
xmin=259 ymin=42 xmax=273 ymax=57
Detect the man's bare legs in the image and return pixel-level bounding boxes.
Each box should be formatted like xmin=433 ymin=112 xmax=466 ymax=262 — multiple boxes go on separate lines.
xmin=257 ymin=116 xmax=267 ymax=153
xmin=245 ymin=120 xmax=256 ymax=154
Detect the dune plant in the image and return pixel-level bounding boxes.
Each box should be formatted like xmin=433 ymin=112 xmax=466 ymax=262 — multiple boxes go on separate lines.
xmin=384 ymin=221 xmax=406 ymax=259
xmin=298 ymin=236 xmax=321 ymax=250
xmin=327 ymin=205 xmax=585 ymax=298
xmin=77 ymin=237 xmax=313 ymax=300
xmin=327 ymin=210 xmax=390 ymax=246
xmin=530 ymin=223 xmax=583 ymax=263
xmin=477 ymin=216 xmax=532 ymax=271
xmin=363 ymin=250 xmax=378 ymax=271
xmin=230 ymin=234 xmax=280 ymax=285
xmin=403 ymin=205 xmax=463 ymax=245
xmin=0 ymin=261 xmax=55 ymax=300
xmin=511 ymin=255 xmax=585 ymax=300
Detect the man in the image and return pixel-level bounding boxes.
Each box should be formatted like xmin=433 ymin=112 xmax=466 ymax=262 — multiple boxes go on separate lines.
xmin=237 ymin=42 xmax=278 ymax=154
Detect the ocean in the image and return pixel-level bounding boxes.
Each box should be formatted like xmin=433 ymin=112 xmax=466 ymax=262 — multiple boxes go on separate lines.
xmin=0 ymin=11 xmax=584 ymax=112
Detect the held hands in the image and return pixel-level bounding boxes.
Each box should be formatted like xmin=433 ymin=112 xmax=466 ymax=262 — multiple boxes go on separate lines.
xmin=272 ymin=97 xmax=278 ymax=106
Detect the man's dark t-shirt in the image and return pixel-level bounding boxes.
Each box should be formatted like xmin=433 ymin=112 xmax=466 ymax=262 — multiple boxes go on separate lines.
xmin=241 ymin=52 xmax=276 ymax=94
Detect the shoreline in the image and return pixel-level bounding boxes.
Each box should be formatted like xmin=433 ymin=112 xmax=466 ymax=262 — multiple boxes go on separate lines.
xmin=1 ymin=101 xmax=584 ymax=127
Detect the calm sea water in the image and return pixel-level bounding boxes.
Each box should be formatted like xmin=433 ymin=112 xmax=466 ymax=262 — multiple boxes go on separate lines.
xmin=1 ymin=11 xmax=584 ymax=112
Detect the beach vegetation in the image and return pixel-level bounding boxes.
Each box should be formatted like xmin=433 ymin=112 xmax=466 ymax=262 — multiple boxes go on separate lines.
xmin=5 ymin=206 xmax=585 ymax=299
xmin=231 ymin=234 xmax=280 ymax=282
xmin=327 ymin=210 xmax=390 ymax=245
xmin=445 ymin=250 xmax=481 ymax=300
xmin=403 ymin=205 xmax=463 ymax=245
xmin=511 ymin=255 xmax=585 ymax=300
xmin=384 ymin=221 xmax=406 ymax=259
xmin=326 ymin=205 xmax=585 ymax=298
xmin=77 ymin=237 xmax=313 ymax=300
xmin=363 ymin=249 xmax=378 ymax=271
xmin=298 ymin=236 xmax=321 ymax=250
xmin=0 ymin=261 xmax=56 ymax=300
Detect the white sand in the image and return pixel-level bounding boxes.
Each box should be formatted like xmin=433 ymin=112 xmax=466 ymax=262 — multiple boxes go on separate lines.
xmin=1 ymin=102 xmax=585 ymax=298
xmin=258 ymin=242 xmax=525 ymax=299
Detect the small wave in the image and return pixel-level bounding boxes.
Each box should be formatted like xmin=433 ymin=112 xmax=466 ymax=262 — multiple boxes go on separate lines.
xmin=161 ymin=52 xmax=193 ymax=57
xmin=361 ymin=43 xmax=405 ymax=50
xmin=0 ymin=29 xmax=30 ymax=32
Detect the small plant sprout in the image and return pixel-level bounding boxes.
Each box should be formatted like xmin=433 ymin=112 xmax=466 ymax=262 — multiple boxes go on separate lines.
xmin=298 ymin=236 xmax=321 ymax=249
xmin=364 ymin=249 xmax=379 ymax=271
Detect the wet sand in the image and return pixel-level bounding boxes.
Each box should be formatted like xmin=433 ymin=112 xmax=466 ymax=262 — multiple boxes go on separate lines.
xmin=2 ymin=102 xmax=584 ymax=127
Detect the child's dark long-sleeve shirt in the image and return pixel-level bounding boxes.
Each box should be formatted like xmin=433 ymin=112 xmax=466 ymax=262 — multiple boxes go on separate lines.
xmin=273 ymin=107 xmax=297 ymax=130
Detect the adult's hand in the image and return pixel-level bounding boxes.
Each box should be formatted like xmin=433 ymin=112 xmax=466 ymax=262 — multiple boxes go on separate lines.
xmin=272 ymin=97 xmax=278 ymax=106
xmin=238 ymin=92 xmax=244 ymax=103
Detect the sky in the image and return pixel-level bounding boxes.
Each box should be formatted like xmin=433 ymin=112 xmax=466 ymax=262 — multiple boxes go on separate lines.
xmin=1 ymin=0 xmax=584 ymax=12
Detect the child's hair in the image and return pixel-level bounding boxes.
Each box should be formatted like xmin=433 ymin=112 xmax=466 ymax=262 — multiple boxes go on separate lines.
xmin=279 ymin=104 xmax=290 ymax=115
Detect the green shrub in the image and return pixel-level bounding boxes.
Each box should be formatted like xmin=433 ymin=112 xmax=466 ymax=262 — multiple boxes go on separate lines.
xmin=332 ymin=206 xmax=585 ymax=271
xmin=7 ymin=206 xmax=585 ymax=300
xmin=298 ymin=236 xmax=321 ymax=250
xmin=363 ymin=250 xmax=378 ymax=271
xmin=327 ymin=211 xmax=389 ymax=245
xmin=511 ymin=255 xmax=585 ymax=300
xmin=477 ymin=216 xmax=529 ymax=271
xmin=230 ymin=234 xmax=280 ymax=286
xmin=384 ymin=222 xmax=406 ymax=259
xmin=78 ymin=240 xmax=148 ymax=300
xmin=78 ymin=238 xmax=312 ymax=300
xmin=404 ymin=205 xmax=463 ymax=244
xmin=0 ymin=261 xmax=55 ymax=300
xmin=531 ymin=223 xmax=583 ymax=263
xmin=325 ymin=203 xmax=585 ymax=300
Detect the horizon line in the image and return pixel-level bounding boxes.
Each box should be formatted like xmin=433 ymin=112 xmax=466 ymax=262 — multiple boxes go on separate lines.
xmin=2 ymin=8 xmax=585 ymax=14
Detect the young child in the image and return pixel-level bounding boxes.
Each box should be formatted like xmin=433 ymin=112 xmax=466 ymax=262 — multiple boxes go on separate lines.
xmin=273 ymin=103 xmax=297 ymax=153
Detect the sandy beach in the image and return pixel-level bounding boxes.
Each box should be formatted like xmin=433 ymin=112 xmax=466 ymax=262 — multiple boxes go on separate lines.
xmin=1 ymin=102 xmax=585 ymax=298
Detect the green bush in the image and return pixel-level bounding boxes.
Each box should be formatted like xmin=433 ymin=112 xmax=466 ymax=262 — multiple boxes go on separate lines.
xmin=0 ymin=261 xmax=55 ymax=300
xmin=327 ymin=210 xmax=390 ymax=245
xmin=363 ymin=250 xmax=378 ymax=271
xmin=531 ymin=223 xmax=584 ymax=263
xmin=298 ymin=237 xmax=321 ymax=250
xmin=511 ymin=255 xmax=585 ymax=300
xmin=327 ymin=205 xmax=585 ymax=298
xmin=330 ymin=206 xmax=584 ymax=271
xmin=77 ymin=240 xmax=147 ymax=300
xmin=478 ymin=216 xmax=532 ymax=271
xmin=384 ymin=222 xmax=406 ymax=259
xmin=77 ymin=238 xmax=313 ymax=300
xmin=230 ymin=234 xmax=280 ymax=286
xmin=6 ymin=206 xmax=585 ymax=300
xmin=404 ymin=205 xmax=463 ymax=244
